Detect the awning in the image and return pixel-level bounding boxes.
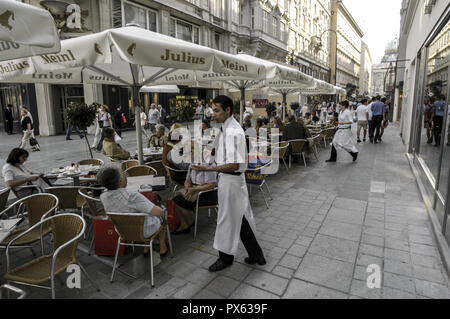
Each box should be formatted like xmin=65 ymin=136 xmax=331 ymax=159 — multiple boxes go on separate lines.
xmin=0 ymin=1 xmax=60 ymax=61
xmin=140 ymin=85 xmax=180 ymax=93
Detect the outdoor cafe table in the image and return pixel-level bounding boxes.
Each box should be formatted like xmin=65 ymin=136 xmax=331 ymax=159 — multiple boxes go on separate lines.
xmin=126 ymin=175 xmax=167 ymax=193
xmin=45 ymin=165 xmax=101 ymax=186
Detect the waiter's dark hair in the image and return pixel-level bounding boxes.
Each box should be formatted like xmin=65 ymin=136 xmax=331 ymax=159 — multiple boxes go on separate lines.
xmin=7 ymin=148 xmax=29 ymax=165
xmin=213 ymin=95 xmax=233 ymax=114
xmin=340 ymin=100 xmax=350 ymax=108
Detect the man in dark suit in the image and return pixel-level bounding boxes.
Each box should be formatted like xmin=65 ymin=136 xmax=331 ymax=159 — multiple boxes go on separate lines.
xmin=4 ymin=104 xmax=14 ymax=134
xmin=283 ymin=115 xmax=311 ymax=163
xmin=283 ymin=115 xmax=311 ymax=142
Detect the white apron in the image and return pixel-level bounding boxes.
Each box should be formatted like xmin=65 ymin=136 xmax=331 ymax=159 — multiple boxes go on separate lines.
xmin=213 ymin=173 xmax=257 ymax=255
xmin=332 ymin=128 xmax=358 ymax=153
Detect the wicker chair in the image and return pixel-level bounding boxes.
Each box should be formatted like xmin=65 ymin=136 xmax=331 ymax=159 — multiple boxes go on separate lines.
xmin=193 ymin=188 xmax=218 ymax=240
xmin=245 ymin=160 xmax=273 ymax=209
xmin=145 ymin=160 xmax=166 ymax=176
xmin=45 ymin=187 xmax=86 ymax=214
xmin=271 ymin=142 xmax=289 ymax=172
xmin=288 ymin=139 xmax=308 ymax=168
xmin=78 ymin=187 xmax=106 ymax=254
xmin=124 ymin=165 xmax=157 ymax=177
xmin=320 ymin=128 xmax=335 ymax=147
xmin=76 ymin=159 xmax=104 ymax=166
xmin=0 ymin=193 xmax=58 ymax=256
xmin=0 ymin=188 xmax=10 ymax=212
xmin=163 ymin=164 xmax=188 ymax=196
xmin=107 ymin=209 xmax=173 ymax=287
xmin=120 ymin=160 xmax=139 ymax=172
xmin=307 ymin=135 xmax=321 ymax=161
xmin=3 ymin=213 xmax=99 ymax=299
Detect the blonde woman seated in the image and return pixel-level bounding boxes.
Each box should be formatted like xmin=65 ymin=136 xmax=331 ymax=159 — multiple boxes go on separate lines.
xmin=97 ymin=166 xmax=168 ymax=257
xmin=171 ymin=160 xmax=218 ymax=235
xmin=146 ymin=124 xmax=168 ymax=148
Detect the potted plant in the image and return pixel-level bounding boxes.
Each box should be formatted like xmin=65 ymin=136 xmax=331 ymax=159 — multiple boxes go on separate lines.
xmin=64 ymin=102 xmax=97 ymax=159
xmin=175 ymin=100 xmax=195 ymax=129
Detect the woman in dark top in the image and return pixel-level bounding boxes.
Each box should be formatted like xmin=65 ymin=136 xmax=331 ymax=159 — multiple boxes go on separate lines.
xmin=19 ymin=109 xmax=39 ymax=151
xmin=4 ymin=104 xmax=14 ymax=135
xmin=113 ymin=105 xmax=124 ymax=137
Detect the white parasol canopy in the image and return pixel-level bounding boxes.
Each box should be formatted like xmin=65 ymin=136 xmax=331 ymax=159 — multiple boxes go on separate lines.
xmin=0 ymin=0 xmax=60 ymax=61
xmin=0 ymin=26 xmax=265 ymax=162
xmin=140 ymin=85 xmax=180 ymax=94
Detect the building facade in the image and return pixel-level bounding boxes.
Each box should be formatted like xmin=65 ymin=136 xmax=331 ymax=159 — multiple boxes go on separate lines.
xmin=335 ymin=1 xmax=364 ymax=98
xmin=359 ymin=41 xmax=373 ymax=96
xmin=0 ymin=0 xmax=364 ymax=135
xmin=371 ymin=38 xmax=398 ymax=100
xmin=396 ymin=0 xmax=450 ymax=248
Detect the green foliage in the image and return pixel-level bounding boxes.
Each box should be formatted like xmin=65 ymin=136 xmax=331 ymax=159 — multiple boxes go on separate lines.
xmin=64 ymin=102 xmax=97 ymax=131
xmin=175 ymin=100 xmax=196 ymax=122
xmin=290 ymin=102 xmax=300 ymax=111
xmin=266 ymin=102 xmax=276 ymax=119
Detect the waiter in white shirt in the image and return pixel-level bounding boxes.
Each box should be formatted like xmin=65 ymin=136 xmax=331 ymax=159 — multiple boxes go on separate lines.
xmin=326 ymin=100 xmax=358 ymax=163
xmin=192 ymin=95 xmax=266 ymax=272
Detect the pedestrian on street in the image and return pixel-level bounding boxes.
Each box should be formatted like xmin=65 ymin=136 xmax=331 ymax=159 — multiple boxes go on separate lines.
xmin=96 ymin=104 xmax=113 ymax=152
xmin=148 ymin=103 xmax=160 ymax=133
xmin=4 ymin=104 xmax=14 ymax=134
xmin=65 ymin=123 xmax=84 ymax=141
xmin=91 ymin=103 xmax=104 ymax=149
xmin=423 ymin=98 xmax=433 ymax=144
xmin=19 ymin=108 xmax=40 ymax=151
xmin=356 ymin=99 xmax=369 ymax=143
xmin=369 ymin=96 xmax=386 ymax=144
xmin=113 ymin=104 xmax=124 ymax=138
xmin=326 ymin=100 xmax=358 ymax=163
xmin=378 ymin=98 xmax=390 ymax=142
xmin=430 ymin=94 xmax=446 ymax=147
xmin=192 ymin=95 xmax=266 ymax=272
xmin=158 ymin=104 xmax=167 ymax=126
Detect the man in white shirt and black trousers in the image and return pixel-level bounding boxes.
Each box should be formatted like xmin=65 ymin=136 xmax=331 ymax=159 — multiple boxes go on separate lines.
xmin=192 ymin=95 xmax=266 ymax=272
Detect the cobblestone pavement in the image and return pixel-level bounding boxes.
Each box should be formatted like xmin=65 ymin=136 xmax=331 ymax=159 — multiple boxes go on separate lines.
xmin=1 ymin=123 xmax=450 ymax=299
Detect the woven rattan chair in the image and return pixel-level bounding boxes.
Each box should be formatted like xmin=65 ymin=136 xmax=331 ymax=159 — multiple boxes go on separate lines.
xmin=120 ymin=160 xmax=139 ymax=172
xmin=245 ymin=160 xmax=273 ymax=209
xmin=107 ymin=209 xmax=174 ymax=287
xmin=307 ymin=135 xmax=321 ymax=161
xmin=45 ymin=187 xmax=86 ymax=214
xmin=0 ymin=193 xmax=58 ymax=256
xmin=10 ymin=185 xmax=42 ymax=199
xmin=193 ymin=188 xmax=218 ymax=240
xmin=288 ymin=139 xmax=308 ymax=168
xmin=145 ymin=160 xmax=166 ymax=176
xmin=124 ymin=165 xmax=157 ymax=177
xmin=76 ymin=159 xmax=104 ymax=166
xmin=320 ymin=128 xmax=335 ymax=147
xmin=271 ymin=142 xmax=289 ymax=172
xmin=3 ymin=213 xmax=100 ymax=299
xmin=78 ymin=187 xmax=106 ymax=254
xmin=163 ymin=164 xmax=188 ymax=196
xmin=0 ymin=188 xmax=10 ymax=212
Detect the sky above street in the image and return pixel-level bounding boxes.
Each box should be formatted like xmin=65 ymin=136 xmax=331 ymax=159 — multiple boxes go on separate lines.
xmin=342 ymin=0 xmax=402 ymax=64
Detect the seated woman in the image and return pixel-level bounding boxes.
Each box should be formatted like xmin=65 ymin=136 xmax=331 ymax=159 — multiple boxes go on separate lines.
xmin=102 ymin=127 xmax=130 ymax=160
xmin=2 ymin=148 xmax=50 ymax=198
xmin=163 ymin=123 xmax=190 ymax=171
xmin=146 ymin=124 xmax=168 ymax=148
xmin=97 ymin=166 xmax=168 ymax=256
xmin=171 ymin=160 xmax=218 ymax=235
xmin=304 ymin=113 xmax=312 ymax=125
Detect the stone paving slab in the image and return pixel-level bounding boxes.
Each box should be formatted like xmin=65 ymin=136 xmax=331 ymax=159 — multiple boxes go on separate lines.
xmin=1 ymin=123 xmax=450 ymax=299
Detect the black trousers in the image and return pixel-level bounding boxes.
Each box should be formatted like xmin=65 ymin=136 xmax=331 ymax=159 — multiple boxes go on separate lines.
xmin=97 ymin=127 xmax=109 ymax=151
xmin=6 ymin=120 xmax=13 ymax=134
xmin=218 ymin=216 xmax=265 ymax=265
xmin=329 ymin=144 xmax=356 ymax=161
xmin=433 ymin=116 xmax=443 ymax=145
xmin=370 ymin=115 xmax=383 ymax=141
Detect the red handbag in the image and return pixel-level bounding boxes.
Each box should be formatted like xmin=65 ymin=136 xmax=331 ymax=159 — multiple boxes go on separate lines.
xmin=166 ymin=199 xmax=180 ymax=231
xmin=93 ymin=217 xmax=126 ymax=256
xmin=140 ymin=191 xmax=161 ymax=206
xmin=122 ymin=115 xmax=127 ymax=124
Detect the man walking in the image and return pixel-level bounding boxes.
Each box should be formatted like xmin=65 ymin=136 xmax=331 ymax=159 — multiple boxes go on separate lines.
xmin=369 ymin=96 xmax=386 ymax=144
xmin=356 ymin=99 xmax=369 ymax=143
xmin=4 ymin=104 xmax=14 ymax=134
xmin=148 ymin=104 xmax=160 ymax=133
xmin=192 ymin=95 xmax=266 ymax=272
xmin=158 ymin=104 xmax=167 ymax=126
xmin=430 ymin=94 xmax=446 ymax=147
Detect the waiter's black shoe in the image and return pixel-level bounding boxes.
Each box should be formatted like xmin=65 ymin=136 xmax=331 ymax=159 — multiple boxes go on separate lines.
xmin=351 ymin=152 xmax=358 ymax=162
xmin=325 ymin=159 xmax=336 ymax=162
xmin=208 ymin=259 xmax=232 ymax=272
xmin=66 ymin=138 xmax=73 ymax=140
xmin=244 ymin=256 xmax=266 ymax=266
